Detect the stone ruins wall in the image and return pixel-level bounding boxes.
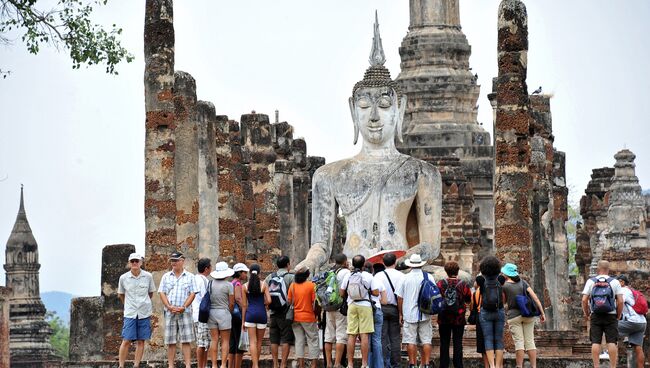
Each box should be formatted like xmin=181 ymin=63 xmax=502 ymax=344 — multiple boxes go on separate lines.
xmin=68 ymin=0 xmax=324 ymax=361
xmin=492 ymin=0 xmax=571 ymax=331
xmin=0 ymin=286 xmax=11 ymax=368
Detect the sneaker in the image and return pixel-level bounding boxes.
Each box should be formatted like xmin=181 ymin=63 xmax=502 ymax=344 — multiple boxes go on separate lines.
xmin=599 ymin=351 xmax=610 ymax=360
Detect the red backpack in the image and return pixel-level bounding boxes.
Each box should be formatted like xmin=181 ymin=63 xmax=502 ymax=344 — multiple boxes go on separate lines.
xmin=630 ymin=288 xmax=649 ymax=315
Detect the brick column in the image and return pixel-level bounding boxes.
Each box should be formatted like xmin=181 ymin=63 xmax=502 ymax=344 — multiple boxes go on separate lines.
xmin=0 ymin=287 xmax=11 ymax=368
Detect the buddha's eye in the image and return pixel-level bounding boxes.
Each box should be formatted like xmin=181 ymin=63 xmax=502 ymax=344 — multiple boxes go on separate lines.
xmin=378 ymin=96 xmax=392 ymax=108
xmin=357 ymin=97 xmax=371 ymax=108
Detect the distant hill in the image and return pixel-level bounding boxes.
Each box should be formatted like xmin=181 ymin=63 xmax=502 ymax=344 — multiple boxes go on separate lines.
xmin=643 ymin=189 xmax=649 ymax=195
xmin=42 ymin=291 xmax=74 ymax=325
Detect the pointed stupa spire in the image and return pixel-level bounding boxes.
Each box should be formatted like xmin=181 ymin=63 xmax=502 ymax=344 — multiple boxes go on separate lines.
xmin=7 ymin=185 xmax=36 ymax=253
xmin=369 ymin=10 xmax=386 ymax=66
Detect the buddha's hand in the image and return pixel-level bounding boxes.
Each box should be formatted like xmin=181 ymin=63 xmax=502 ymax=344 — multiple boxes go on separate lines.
xmin=294 ymin=243 xmax=327 ymax=274
xmin=402 ymin=242 xmax=438 ymax=263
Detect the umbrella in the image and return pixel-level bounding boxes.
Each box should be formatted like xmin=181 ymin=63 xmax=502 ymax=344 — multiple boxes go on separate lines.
xmin=367 ymin=249 xmax=406 ymax=264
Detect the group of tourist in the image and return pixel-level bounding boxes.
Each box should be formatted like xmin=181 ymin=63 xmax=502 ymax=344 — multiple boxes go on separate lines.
xmin=115 ymin=251 xmax=647 ymax=368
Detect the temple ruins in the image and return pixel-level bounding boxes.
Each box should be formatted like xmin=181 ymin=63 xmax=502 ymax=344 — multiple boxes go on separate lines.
xmin=2 ymin=0 xmax=648 ymax=366
xmin=3 ymin=188 xmax=61 ymax=367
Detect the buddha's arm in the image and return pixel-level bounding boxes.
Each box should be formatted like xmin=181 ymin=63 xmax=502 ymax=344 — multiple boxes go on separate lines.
xmin=296 ymin=169 xmax=336 ymax=272
xmin=406 ymin=164 xmax=442 ymax=262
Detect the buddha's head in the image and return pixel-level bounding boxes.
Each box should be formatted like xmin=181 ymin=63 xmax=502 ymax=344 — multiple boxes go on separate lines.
xmin=350 ymin=12 xmax=406 ymax=146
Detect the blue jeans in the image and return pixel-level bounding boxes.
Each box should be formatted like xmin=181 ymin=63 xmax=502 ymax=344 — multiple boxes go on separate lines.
xmin=479 ymin=308 xmax=505 ymax=351
xmin=369 ymin=307 xmax=384 ymax=368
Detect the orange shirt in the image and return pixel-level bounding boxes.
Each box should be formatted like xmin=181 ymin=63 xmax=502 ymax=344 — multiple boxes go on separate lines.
xmin=287 ymin=281 xmax=317 ymax=323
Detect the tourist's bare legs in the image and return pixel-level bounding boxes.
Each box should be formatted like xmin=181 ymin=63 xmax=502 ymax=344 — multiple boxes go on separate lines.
xmin=485 ymin=349 xmax=495 ymax=368
xmin=591 ymin=343 xmax=601 ymax=368
xmin=606 ymin=343 xmax=618 ymax=368
xmin=422 ymin=343 xmax=431 ymax=366
xmin=407 ymin=344 xmax=418 ymax=365
xmin=335 ymin=342 xmax=345 ymax=367
xmin=347 ymin=334 xmax=357 ymax=367
xmin=181 ymin=343 xmax=192 ymax=368
xmin=134 ymin=340 xmax=145 ymax=366
xmin=325 ymin=342 xmax=333 ymax=367
xmin=495 ymin=349 xmax=504 ymax=368
xmin=198 ymin=345 xmax=208 ymax=368
xmin=249 ymin=326 xmax=261 ymax=368
xmin=281 ymin=342 xmax=291 ymax=368
xmin=634 ymin=345 xmax=645 ymax=368
xmin=167 ymin=344 xmax=176 ymax=368
xmin=515 ymin=349 xmax=524 ymax=367
xmin=118 ymin=340 xmax=131 ymax=368
xmin=360 ymin=333 xmax=370 ymax=367
xmin=526 ymin=349 xmax=537 ymax=368
xmin=482 ymin=353 xmax=489 ymax=368
xmin=220 ymin=330 xmax=231 ymax=368
xmin=210 ymin=329 xmax=220 ymax=368
xmin=271 ymin=343 xmax=280 ymax=368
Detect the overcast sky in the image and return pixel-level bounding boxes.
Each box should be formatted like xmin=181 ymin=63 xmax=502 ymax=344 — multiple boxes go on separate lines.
xmin=1 ymin=1 xmax=648 ymax=297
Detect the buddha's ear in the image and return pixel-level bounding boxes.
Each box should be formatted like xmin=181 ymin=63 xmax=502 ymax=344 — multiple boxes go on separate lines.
xmin=396 ymin=95 xmax=407 ymax=143
xmin=349 ymin=97 xmax=359 ymax=145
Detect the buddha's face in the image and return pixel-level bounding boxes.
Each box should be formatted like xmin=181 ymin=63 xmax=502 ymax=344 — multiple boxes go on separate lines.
xmin=350 ymin=86 xmax=405 ymax=146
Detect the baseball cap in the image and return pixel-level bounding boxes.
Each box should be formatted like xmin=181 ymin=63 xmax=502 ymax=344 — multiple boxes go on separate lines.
xmin=128 ymin=253 xmax=143 ymax=261
xmin=233 ymin=263 xmax=249 ymax=272
xmin=169 ymin=251 xmax=184 ymax=260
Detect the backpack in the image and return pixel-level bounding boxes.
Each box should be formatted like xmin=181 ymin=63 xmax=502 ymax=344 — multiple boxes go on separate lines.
xmin=418 ymin=272 xmax=444 ymax=315
xmin=442 ymin=279 xmax=461 ymax=313
xmin=198 ymin=280 xmax=212 ymax=323
xmin=515 ymin=281 xmax=540 ymax=317
xmin=590 ymin=276 xmax=616 ymax=314
xmin=630 ymin=288 xmax=649 ymax=315
xmin=481 ymin=276 xmax=502 ymax=312
xmin=315 ymin=268 xmax=344 ymax=311
xmin=346 ymin=271 xmax=370 ymax=302
xmin=268 ymin=272 xmax=290 ymax=312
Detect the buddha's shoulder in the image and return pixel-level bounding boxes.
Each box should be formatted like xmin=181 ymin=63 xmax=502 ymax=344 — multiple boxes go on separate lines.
xmin=399 ymin=155 xmax=441 ymax=178
xmin=312 ymin=158 xmax=357 ymax=178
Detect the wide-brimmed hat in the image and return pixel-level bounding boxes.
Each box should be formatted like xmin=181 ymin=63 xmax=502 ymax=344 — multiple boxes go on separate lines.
xmin=404 ymin=254 xmax=426 ymax=268
xmin=501 ymin=263 xmax=519 ymax=277
xmin=211 ymin=261 xmax=234 ymax=279
xmin=233 ymin=263 xmax=249 ymax=273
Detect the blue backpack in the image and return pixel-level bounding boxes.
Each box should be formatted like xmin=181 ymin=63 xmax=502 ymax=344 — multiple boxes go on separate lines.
xmin=590 ymin=276 xmax=615 ymax=314
xmin=418 ymin=272 xmax=444 ymax=315
xmin=198 ymin=280 xmax=212 ymax=323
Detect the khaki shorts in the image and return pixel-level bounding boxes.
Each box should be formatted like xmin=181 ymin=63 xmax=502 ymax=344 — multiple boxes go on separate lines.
xmin=293 ymin=322 xmax=320 ymax=359
xmin=346 ymin=304 xmax=374 ymax=335
xmin=403 ymin=320 xmax=432 ymax=345
xmin=325 ymin=310 xmax=348 ymax=344
xmin=508 ymin=315 xmax=537 ymax=351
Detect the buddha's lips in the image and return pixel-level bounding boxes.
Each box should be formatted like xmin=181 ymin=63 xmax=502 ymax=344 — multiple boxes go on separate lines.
xmin=367 ymin=126 xmax=383 ymax=132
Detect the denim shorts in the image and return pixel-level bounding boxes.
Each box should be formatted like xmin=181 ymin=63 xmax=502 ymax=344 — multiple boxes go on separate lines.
xmin=122 ymin=316 xmax=152 ymax=341
xmin=479 ymin=308 xmax=505 ymax=351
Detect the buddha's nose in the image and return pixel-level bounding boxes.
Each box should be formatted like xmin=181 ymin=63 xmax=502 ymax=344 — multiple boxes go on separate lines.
xmin=370 ymin=105 xmax=380 ymax=122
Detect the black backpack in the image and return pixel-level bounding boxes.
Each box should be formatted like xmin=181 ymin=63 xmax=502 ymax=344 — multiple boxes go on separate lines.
xmin=442 ymin=279 xmax=461 ymax=313
xmin=481 ymin=276 xmax=502 ymax=312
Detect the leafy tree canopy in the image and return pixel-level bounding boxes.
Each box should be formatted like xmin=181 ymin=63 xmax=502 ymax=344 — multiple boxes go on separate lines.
xmin=1 ymin=0 xmax=133 ymax=77
xmin=46 ymin=311 xmax=69 ymax=360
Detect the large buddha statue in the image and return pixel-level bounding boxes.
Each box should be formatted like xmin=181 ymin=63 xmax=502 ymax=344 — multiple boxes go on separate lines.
xmin=297 ymin=14 xmax=442 ymax=272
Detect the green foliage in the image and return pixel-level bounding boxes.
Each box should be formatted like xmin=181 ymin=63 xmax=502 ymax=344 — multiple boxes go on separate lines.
xmin=567 ymin=204 xmax=581 ymax=276
xmin=46 ymin=311 xmax=69 ymax=360
xmin=0 ymin=0 xmax=133 ymax=74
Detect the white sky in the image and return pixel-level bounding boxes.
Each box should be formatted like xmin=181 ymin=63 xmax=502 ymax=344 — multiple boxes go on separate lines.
xmin=1 ymin=0 xmax=648 ymax=297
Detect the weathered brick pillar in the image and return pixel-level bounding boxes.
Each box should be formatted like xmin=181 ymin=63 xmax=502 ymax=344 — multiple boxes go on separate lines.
xmin=292 ymin=138 xmax=311 ymax=263
xmin=0 ymin=286 xmax=11 ymax=368
xmin=275 ymin=159 xmax=295 ymax=261
xmin=241 ymin=113 xmax=279 ymax=270
xmin=197 ymin=101 xmax=220 ymax=259
xmin=144 ymin=0 xmax=176 ymax=357
xmin=101 ymin=244 xmax=136 ymax=359
xmin=173 ymin=71 xmax=200 ymax=270
xmin=494 ymin=0 xmax=534 ymax=276
xmin=69 ymin=297 xmax=103 ymax=362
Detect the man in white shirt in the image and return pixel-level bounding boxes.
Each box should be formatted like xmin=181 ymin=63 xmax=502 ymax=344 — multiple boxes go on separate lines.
xmin=374 ymin=252 xmax=404 ymax=368
xmin=368 ymin=263 xmax=387 ymax=368
xmin=158 ymin=251 xmax=200 ymax=368
xmin=324 ymin=253 xmax=350 ymax=368
xmin=617 ymin=274 xmax=646 ymax=368
xmin=581 ymin=260 xmax=625 ymax=368
xmin=117 ymin=253 xmax=156 ymax=368
xmin=340 ymin=255 xmax=379 ymax=368
xmin=192 ymin=258 xmax=212 ymax=368
xmin=396 ymin=254 xmax=433 ymax=368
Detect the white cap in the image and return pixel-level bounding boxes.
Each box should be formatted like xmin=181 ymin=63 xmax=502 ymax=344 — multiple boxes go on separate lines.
xmin=128 ymin=253 xmax=143 ymax=261
xmin=233 ymin=263 xmax=249 ymax=272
